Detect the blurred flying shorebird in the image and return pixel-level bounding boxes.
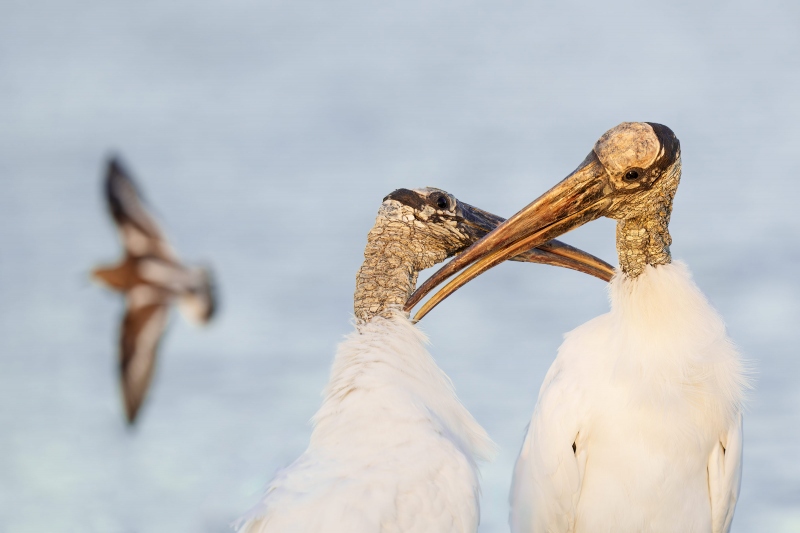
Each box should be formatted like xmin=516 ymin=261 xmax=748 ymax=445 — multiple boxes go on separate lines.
xmin=92 ymin=157 xmax=216 ymax=424
xmin=236 ymin=187 xmax=611 ymax=533
xmin=406 ymin=123 xmax=748 ymax=533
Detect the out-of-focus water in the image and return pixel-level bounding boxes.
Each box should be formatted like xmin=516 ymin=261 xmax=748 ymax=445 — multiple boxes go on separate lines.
xmin=1 ymin=0 xmax=799 ymax=531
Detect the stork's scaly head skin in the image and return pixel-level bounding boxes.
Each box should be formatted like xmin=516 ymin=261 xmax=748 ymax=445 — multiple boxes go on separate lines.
xmin=354 ymin=187 xmax=614 ymax=323
xmin=406 ymin=123 xmax=682 ymax=320
xmin=592 ymin=122 xmax=681 ymax=276
xmin=354 ymin=188 xmax=483 ymax=323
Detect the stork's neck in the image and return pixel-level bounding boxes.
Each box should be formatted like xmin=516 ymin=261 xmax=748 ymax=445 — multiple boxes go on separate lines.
xmin=354 ymin=215 xmax=451 ymax=324
xmin=615 ymin=214 xmax=672 ymax=278
xmin=354 ymin=251 xmax=417 ymax=324
xmin=614 ymin=159 xmax=681 ymax=278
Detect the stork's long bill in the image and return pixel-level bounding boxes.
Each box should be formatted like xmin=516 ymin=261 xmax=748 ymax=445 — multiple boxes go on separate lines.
xmin=405 ymin=122 xmax=681 ymax=320
xmin=454 ymin=199 xmax=615 ymax=284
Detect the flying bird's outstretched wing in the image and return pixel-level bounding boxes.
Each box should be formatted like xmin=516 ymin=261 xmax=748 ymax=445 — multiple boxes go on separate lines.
xmin=119 ymin=285 xmax=171 ymax=424
xmin=708 ymin=413 xmax=743 ymax=533
xmin=105 ymin=158 xmax=177 ymax=261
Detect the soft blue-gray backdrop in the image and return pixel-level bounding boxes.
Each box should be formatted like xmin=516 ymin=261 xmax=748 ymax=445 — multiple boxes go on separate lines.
xmin=2 ymin=0 xmax=799 ymax=531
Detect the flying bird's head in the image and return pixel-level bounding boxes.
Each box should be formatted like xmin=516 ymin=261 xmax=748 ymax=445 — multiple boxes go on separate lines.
xmin=354 ymin=187 xmax=612 ymax=323
xmin=405 ymin=122 xmax=683 ymax=320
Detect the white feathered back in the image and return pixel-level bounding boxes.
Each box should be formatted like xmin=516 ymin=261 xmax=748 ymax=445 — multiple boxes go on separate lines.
xmin=237 ymin=312 xmax=494 ymax=533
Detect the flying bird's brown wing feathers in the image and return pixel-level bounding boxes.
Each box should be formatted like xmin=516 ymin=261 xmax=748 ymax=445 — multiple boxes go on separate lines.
xmin=96 ymin=156 xmax=219 ymax=425
xmin=119 ymin=285 xmax=171 ymax=424
xmin=105 ymin=158 xmax=177 ymax=261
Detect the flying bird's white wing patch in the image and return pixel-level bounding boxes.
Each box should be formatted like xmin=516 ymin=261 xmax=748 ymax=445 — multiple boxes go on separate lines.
xmin=708 ymin=412 xmax=743 ymax=533
xmin=138 ymin=258 xmax=191 ymax=292
xmin=138 ymin=260 xmax=216 ymax=323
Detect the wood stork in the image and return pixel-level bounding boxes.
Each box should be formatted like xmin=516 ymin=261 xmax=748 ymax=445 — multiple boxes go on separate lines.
xmin=235 ymin=187 xmax=612 ymax=533
xmin=93 ymin=157 xmax=216 ymax=424
xmin=405 ymin=123 xmax=749 ymax=533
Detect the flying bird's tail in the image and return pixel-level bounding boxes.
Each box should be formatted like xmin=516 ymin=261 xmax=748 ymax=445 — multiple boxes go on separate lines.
xmin=179 ymin=267 xmax=217 ymax=324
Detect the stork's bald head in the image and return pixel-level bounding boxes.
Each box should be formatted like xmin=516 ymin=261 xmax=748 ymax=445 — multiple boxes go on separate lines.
xmin=379 ymin=187 xmax=506 ymax=268
xmin=405 ymin=122 xmax=684 ymax=320
xmin=589 ymin=122 xmax=681 ymax=222
xmin=355 ymin=187 xmax=612 ymax=323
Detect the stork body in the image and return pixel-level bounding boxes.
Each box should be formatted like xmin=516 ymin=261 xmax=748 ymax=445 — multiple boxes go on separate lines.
xmin=511 ymin=262 xmax=745 ymax=533
xmin=239 ymin=314 xmax=492 ymax=533
xmin=236 ymin=188 xmax=610 ymax=533
xmin=236 ymin=189 xmax=493 ymax=533
xmin=405 ymin=123 xmax=748 ymax=533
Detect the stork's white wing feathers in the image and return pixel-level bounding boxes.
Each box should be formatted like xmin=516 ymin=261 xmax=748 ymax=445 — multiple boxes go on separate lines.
xmin=510 ymin=358 xmax=585 ymax=533
xmin=237 ymin=314 xmax=491 ymax=533
xmin=509 ymin=264 xmax=748 ymax=533
xmin=708 ymin=413 xmax=743 ymax=533
xmin=238 ymin=437 xmax=479 ymax=533
xmin=510 ymin=312 xmax=609 ymax=533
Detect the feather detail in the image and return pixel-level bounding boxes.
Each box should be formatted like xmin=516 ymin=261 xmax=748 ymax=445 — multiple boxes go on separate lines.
xmin=237 ymin=313 xmax=494 ymax=533
xmin=511 ymin=262 xmax=749 ymax=533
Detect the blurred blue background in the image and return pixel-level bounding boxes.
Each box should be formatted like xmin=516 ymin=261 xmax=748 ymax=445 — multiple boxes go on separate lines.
xmin=1 ymin=0 xmax=799 ymax=531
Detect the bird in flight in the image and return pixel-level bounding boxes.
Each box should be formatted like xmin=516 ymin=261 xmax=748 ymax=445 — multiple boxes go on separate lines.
xmin=93 ymin=157 xmax=216 ymax=424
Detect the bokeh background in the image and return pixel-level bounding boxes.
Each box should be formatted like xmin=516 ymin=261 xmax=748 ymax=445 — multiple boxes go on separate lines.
xmin=2 ymin=0 xmax=799 ymax=531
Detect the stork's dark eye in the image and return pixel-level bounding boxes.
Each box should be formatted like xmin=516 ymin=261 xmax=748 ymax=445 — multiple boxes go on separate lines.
xmin=435 ymin=195 xmax=449 ymax=209
xmin=624 ymin=170 xmax=640 ymax=181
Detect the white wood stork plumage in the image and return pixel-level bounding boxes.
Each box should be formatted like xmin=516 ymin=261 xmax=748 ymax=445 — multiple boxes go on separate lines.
xmin=405 ymin=123 xmax=749 ymax=533
xmin=235 ymin=188 xmax=611 ymax=533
